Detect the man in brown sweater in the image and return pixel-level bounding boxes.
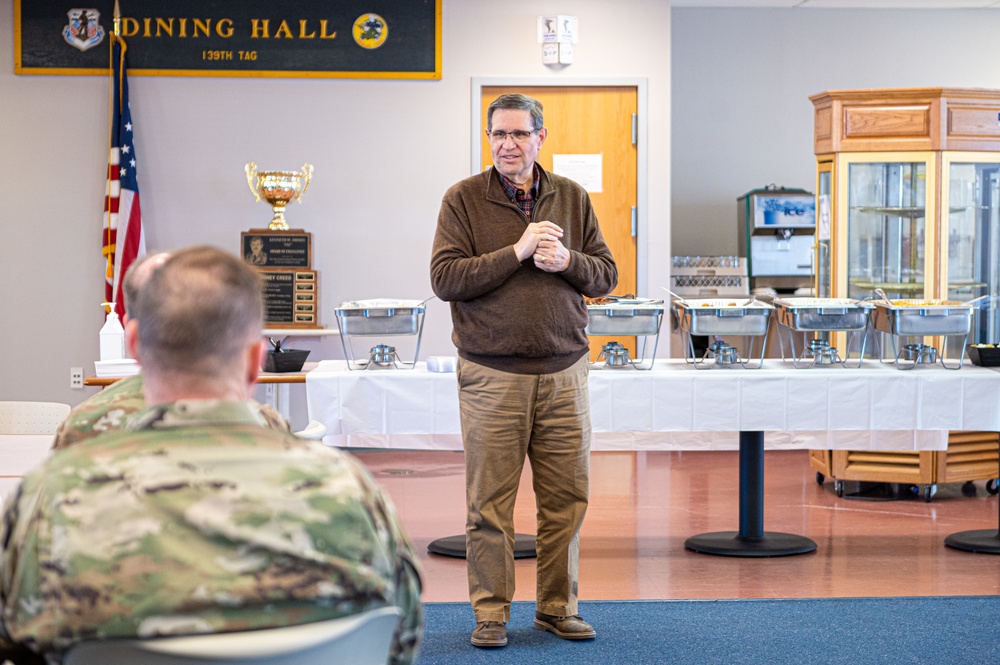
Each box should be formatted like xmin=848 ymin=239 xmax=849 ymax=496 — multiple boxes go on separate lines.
xmin=430 ymin=93 xmax=617 ymax=649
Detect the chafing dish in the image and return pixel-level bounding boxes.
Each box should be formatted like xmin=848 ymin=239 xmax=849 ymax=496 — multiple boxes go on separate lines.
xmin=585 ymin=300 xmax=664 ymax=335
xmin=771 ymin=298 xmax=872 ymax=368
xmin=674 ymin=298 xmax=772 ymax=336
xmin=870 ymin=299 xmax=973 ymax=370
xmin=585 ymin=298 xmax=664 ymax=370
xmin=772 ymin=298 xmax=870 ymax=332
xmin=871 ymin=300 xmax=972 ymax=336
xmin=334 ymin=299 xmax=426 ymax=335
xmin=673 ymin=298 xmax=773 ymax=369
xmin=335 ymin=298 xmax=430 ymax=370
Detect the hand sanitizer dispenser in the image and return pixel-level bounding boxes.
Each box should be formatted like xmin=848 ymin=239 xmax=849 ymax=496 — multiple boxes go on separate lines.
xmin=100 ymin=302 xmax=125 ymax=361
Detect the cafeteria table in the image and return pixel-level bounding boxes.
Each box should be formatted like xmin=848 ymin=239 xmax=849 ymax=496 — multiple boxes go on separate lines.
xmin=306 ymin=359 xmax=1000 ymax=557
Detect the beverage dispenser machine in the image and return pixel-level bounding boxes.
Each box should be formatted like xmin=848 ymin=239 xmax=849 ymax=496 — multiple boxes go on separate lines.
xmin=737 ymin=185 xmax=816 ymax=294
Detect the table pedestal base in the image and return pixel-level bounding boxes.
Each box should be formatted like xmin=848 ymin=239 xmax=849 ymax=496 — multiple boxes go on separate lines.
xmin=945 ymin=530 xmax=1000 ymax=554
xmin=685 ymin=531 xmax=817 ymax=557
xmin=944 ymin=439 xmax=1000 ymax=555
xmin=685 ymin=431 xmax=817 ymax=558
xmin=427 ymin=533 xmax=537 ymax=559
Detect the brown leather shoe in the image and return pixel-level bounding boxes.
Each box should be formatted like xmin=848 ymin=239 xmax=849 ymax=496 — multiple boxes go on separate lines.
xmin=534 ymin=612 xmax=596 ymax=640
xmin=471 ymin=621 xmax=508 ymax=648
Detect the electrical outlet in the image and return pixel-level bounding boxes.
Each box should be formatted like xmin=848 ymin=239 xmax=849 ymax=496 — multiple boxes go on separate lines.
xmin=70 ymin=367 xmax=84 ymax=389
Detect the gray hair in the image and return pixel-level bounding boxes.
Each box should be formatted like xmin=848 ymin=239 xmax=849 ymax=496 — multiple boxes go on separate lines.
xmin=135 ymin=246 xmax=263 ymax=376
xmin=487 ymin=93 xmax=544 ymax=131
xmin=122 ymin=252 xmax=169 ymax=318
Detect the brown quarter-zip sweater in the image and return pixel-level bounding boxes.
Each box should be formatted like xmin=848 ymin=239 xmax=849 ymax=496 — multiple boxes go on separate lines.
xmin=430 ymin=165 xmax=618 ymax=375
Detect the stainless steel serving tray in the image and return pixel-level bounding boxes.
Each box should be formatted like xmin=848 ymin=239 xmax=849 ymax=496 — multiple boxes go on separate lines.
xmin=772 ymin=297 xmax=870 ymax=332
xmin=871 ymin=300 xmax=972 ymax=336
xmin=674 ymin=298 xmax=772 ymax=336
xmin=334 ymin=299 xmax=426 ymax=335
xmin=586 ymin=300 xmax=664 ymax=336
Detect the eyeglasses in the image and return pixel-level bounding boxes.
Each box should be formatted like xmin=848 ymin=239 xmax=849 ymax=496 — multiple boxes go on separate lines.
xmin=487 ymin=129 xmax=539 ymax=144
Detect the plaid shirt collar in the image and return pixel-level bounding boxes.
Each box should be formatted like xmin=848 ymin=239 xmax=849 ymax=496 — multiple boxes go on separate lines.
xmin=498 ymin=164 xmax=541 ymax=217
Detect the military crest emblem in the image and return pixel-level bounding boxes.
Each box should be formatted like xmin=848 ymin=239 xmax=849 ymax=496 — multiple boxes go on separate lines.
xmin=353 ymin=13 xmax=388 ymax=49
xmin=63 ymin=8 xmax=105 ymax=52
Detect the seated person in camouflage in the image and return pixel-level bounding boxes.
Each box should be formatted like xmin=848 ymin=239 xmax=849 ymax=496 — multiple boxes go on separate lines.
xmin=0 ymin=246 xmax=423 ymax=664
xmin=53 ymin=252 xmax=288 ymax=449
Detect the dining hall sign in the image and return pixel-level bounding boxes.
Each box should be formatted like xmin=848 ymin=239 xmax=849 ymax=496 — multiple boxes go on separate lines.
xmin=15 ymin=0 xmax=441 ymax=79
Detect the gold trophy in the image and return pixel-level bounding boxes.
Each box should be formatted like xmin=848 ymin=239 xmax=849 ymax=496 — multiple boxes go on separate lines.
xmin=245 ymin=162 xmax=314 ymax=231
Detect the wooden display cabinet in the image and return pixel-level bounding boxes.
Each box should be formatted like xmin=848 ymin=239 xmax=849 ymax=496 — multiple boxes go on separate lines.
xmin=809 ymin=87 xmax=1000 ymax=500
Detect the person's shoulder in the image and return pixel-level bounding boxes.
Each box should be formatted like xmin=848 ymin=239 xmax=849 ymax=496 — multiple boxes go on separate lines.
xmin=91 ymin=373 xmax=144 ymax=399
xmin=539 ymin=166 xmax=587 ymax=195
xmin=253 ymin=400 xmax=291 ymax=431
xmin=444 ymin=169 xmax=492 ymax=198
xmin=47 ymin=422 xmax=357 ymax=478
xmin=53 ymin=374 xmax=146 ymax=449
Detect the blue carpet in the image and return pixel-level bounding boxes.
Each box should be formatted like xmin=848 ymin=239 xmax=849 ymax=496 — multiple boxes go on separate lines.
xmin=417 ymin=597 xmax=1000 ymax=664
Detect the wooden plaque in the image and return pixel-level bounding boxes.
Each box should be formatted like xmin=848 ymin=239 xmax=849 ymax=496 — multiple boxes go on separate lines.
xmin=259 ymin=269 xmax=319 ymax=329
xmin=242 ymin=229 xmax=312 ymax=269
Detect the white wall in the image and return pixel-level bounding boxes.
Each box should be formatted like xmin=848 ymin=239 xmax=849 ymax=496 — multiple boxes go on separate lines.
xmin=0 ymin=0 xmax=671 ymax=419
xmin=672 ymin=7 xmax=1000 ymax=257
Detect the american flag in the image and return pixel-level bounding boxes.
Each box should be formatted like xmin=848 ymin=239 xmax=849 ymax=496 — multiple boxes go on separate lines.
xmin=103 ymin=33 xmax=145 ymax=322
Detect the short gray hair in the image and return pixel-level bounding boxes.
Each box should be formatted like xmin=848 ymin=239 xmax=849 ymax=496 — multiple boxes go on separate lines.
xmin=135 ymin=246 xmax=263 ymax=376
xmin=487 ymin=94 xmax=544 ymax=131
xmin=122 ymin=252 xmax=169 ymax=318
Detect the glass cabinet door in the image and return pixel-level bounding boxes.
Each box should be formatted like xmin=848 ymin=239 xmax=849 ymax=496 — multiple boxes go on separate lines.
xmin=846 ymin=159 xmax=929 ymax=301
xmin=944 ymin=156 xmax=1000 ymax=344
xmin=815 ymin=165 xmax=832 ymax=299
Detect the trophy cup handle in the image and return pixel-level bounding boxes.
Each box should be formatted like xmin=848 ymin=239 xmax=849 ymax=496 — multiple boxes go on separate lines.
xmin=297 ymin=163 xmax=314 ymax=202
xmin=245 ymin=162 xmax=261 ymax=202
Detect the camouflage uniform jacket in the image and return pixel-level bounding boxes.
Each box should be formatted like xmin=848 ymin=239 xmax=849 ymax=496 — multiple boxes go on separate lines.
xmin=0 ymin=400 xmax=423 ymax=664
xmin=52 ymin=374 xmax=290 ymax=449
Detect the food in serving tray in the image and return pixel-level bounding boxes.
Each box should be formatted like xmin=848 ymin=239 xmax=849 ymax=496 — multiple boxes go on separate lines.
xmin=585 ymin=293 xmax=644 ymax=306
xmin=889 ymin=299 xmax=966 ymax=307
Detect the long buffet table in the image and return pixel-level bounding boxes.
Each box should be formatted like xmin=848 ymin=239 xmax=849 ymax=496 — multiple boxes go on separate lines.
xmin=306 ymin=358 xmax=1000 ymax=557
xmin=305 ymin=359 xmax=1000 ymax=450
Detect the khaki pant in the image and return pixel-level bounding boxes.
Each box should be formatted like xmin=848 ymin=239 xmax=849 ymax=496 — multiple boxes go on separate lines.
xmin=457 ymin=356 xmax=591 ymax=623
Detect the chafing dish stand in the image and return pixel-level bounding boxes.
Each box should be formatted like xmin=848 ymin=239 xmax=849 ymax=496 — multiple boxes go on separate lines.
xmin=334 ymin=299 xmax=428 ymax=370
xmin=685 ymin=431 xmax=817 ymax=557
xmin=674 ymin=299 xmax=773 ymax=370
xmin=871 ymin=301 xmax=972 ymax=371
xmin=772 ymin=298 xmax=872 ymax=368
xmin=585 ymin=301 xmax=664 ymax=370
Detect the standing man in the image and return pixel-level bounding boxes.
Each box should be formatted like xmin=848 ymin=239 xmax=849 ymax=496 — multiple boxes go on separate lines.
xmin=1 ymin=247 xmax=422 ymax=665
xmin=430 ymin=93 xmax=617 ymax=648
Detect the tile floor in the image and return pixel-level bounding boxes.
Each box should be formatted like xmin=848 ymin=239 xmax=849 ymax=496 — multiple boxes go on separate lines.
xmin=354 ymin=449 xmax=1000 ymax=603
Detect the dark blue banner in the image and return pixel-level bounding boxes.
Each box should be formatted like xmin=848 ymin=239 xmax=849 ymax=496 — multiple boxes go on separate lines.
xmin=15 ymin=0 xmax=441 ymax=79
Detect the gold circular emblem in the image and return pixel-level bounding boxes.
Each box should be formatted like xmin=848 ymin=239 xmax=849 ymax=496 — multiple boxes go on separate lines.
xmin=353 ymin=13 xmax=388 ymax=49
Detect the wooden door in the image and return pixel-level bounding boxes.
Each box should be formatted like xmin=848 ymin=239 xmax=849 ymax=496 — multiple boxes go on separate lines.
xmin=481 ymin=86 xmax=638 ymax=360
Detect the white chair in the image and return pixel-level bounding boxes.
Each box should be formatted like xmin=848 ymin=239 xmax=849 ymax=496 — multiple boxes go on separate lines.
xmin=64 ymin=606 xmax=401 ymax=665
xmin=0 ymin=401 xmax=70 ymax=435
xmin=0 ymin=401 xmax=69 ymax=501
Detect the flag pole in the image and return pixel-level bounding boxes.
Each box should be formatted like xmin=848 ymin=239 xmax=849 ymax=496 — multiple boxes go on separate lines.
xmin=103 ymin=3 xmax=122 ymax=311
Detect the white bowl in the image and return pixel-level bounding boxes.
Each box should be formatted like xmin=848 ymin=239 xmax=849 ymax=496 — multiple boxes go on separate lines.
xmin=426 ymin=356 xmax=457 ymax=373
xmin=94 ymin=359 xmax=140 ymax=377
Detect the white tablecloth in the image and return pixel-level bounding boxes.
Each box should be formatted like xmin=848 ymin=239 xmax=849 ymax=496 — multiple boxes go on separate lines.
xmin=305 ymin=359 xmax=1000 ymax=451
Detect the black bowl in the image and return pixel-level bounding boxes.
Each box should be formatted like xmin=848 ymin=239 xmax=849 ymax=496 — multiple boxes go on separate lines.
xmin=263 ymin=349 xmax=310 ymax=373
xmin=967 ymin=345 xmax=1000 ymax=367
